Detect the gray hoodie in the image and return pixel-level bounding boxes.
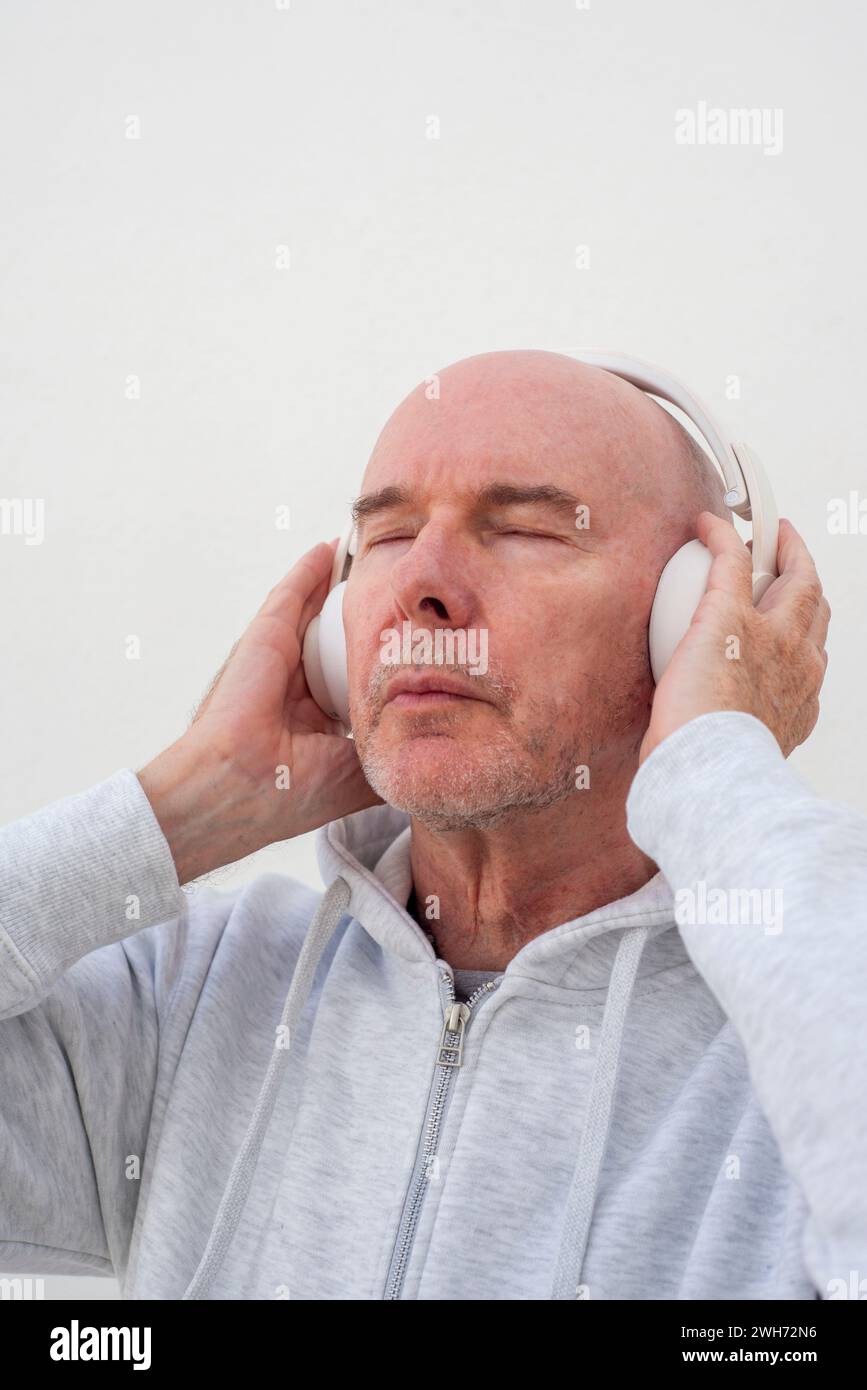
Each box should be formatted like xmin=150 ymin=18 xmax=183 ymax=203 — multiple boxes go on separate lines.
xmin=1 ymin=710 xmax=865 ymax=1299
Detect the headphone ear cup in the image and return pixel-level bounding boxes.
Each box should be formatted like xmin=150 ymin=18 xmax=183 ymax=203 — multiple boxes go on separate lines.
xmin=648 ymin=539 xmax=713 ymax=684
xmin=301 ymin=580 xmax=351 ymax=726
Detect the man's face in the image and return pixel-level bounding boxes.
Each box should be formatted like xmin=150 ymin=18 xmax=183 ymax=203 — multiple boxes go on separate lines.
xmin=343 ymin=352 xmax=692 ymax=831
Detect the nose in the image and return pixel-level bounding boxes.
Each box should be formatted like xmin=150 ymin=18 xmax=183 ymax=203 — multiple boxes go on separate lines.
xmin=387 ymin=523 xmax=478 ymax=636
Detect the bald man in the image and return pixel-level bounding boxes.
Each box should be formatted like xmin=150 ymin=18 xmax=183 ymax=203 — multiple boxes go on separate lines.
xmin=1 ymin=351 xmax=861 ymax=1306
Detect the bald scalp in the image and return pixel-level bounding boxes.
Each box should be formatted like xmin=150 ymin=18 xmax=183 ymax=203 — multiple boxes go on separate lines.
xmin=365 ymin=348 xmax=730 ymax=563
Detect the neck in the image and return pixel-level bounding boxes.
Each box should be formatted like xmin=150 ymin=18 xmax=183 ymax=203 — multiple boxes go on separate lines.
xmin=407 ymin=765 xmax=657 ymax=971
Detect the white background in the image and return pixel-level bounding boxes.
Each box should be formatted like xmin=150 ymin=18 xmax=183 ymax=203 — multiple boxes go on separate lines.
xmin=1 ymin=0 xmax=864 ymax=1299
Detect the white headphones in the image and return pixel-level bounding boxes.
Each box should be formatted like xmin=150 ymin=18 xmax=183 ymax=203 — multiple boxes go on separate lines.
xmin=302 ymin=351 xmax=779 ymax=730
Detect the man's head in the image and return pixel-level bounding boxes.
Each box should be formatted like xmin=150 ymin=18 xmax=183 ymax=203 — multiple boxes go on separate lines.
xmin=344 ymin=349 xmax=729 ymax=831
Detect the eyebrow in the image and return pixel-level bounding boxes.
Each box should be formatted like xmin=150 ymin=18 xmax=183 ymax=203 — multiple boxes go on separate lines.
xmin=350 ymin=482 xmax=583 ymax=528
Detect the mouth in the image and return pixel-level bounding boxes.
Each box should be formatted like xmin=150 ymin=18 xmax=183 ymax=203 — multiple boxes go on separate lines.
xmin=383 ymin=674 xmax=490 ymax=710
xmin=387 ymin=690 xmax=476 ymax=709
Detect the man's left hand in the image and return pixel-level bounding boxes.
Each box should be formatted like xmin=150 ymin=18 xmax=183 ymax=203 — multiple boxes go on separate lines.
xmin=639 ymin=514 xmax=831 ymax=766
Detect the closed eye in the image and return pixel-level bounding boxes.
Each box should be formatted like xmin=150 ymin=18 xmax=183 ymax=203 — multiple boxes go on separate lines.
xmin=495 ymin=529 xmax=562 ymax=540
xmin=365 ymin=528 xmax=565 ymax=549
xmin=365 ymin=534 xmax=412 ymax=547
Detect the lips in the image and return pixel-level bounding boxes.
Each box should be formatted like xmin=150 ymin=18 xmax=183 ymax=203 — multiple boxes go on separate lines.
xmin=383 ymin=673 xmax=488 ymax=705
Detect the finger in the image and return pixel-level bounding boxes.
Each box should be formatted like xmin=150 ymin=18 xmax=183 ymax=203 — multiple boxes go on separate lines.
xmin=776 ymin=515 xmax=818 ymax=575
xmin=765 ymin=518 xmax=824 ymax=632
xmin=695 ymin=510 xmax=753 ymax=606
xmin=256 ymin=540 xmax=337 ymax=631
xmin=192 ymin=542 xmax=341 ymax=728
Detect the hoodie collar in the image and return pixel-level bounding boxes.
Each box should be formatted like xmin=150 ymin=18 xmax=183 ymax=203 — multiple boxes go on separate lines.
xmin=316 ymin=802 xmax=430 ymax=962
xmin=315 ymin=802 xmax=681 ymax=989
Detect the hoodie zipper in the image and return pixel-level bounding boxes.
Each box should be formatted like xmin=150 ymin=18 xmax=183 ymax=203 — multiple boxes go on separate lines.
xmin=383 ymin=967 xmax=500 ymax=1300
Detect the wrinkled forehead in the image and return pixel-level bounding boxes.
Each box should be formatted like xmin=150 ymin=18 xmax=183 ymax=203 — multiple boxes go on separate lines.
xmin=358 ymin=388 xmax=663 ymax=530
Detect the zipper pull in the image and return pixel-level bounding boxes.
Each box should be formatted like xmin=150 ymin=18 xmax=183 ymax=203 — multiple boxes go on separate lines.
xmin=437 ymin=1001 xmax=470 ymax=1068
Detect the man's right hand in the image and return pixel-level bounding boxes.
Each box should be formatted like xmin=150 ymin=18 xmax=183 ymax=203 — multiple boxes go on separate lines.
xmin=137 ymin=539 xmax=383 ymax=886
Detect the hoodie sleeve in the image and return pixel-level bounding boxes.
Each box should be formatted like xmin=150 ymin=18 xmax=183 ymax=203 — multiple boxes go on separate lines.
xmin=625 ymin=709 xmax=867 ymax=1300
xmin=0 ymin=768 xmax=189 ymax=1276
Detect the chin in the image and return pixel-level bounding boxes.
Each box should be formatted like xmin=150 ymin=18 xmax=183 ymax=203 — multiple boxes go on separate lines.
xmin=358 ymin=732 xmax=557 ymax=832
xmin=371 ymin=731 xmax=475 ymax=781
xmin=360 ymin=735 xmax=492 ymax=814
